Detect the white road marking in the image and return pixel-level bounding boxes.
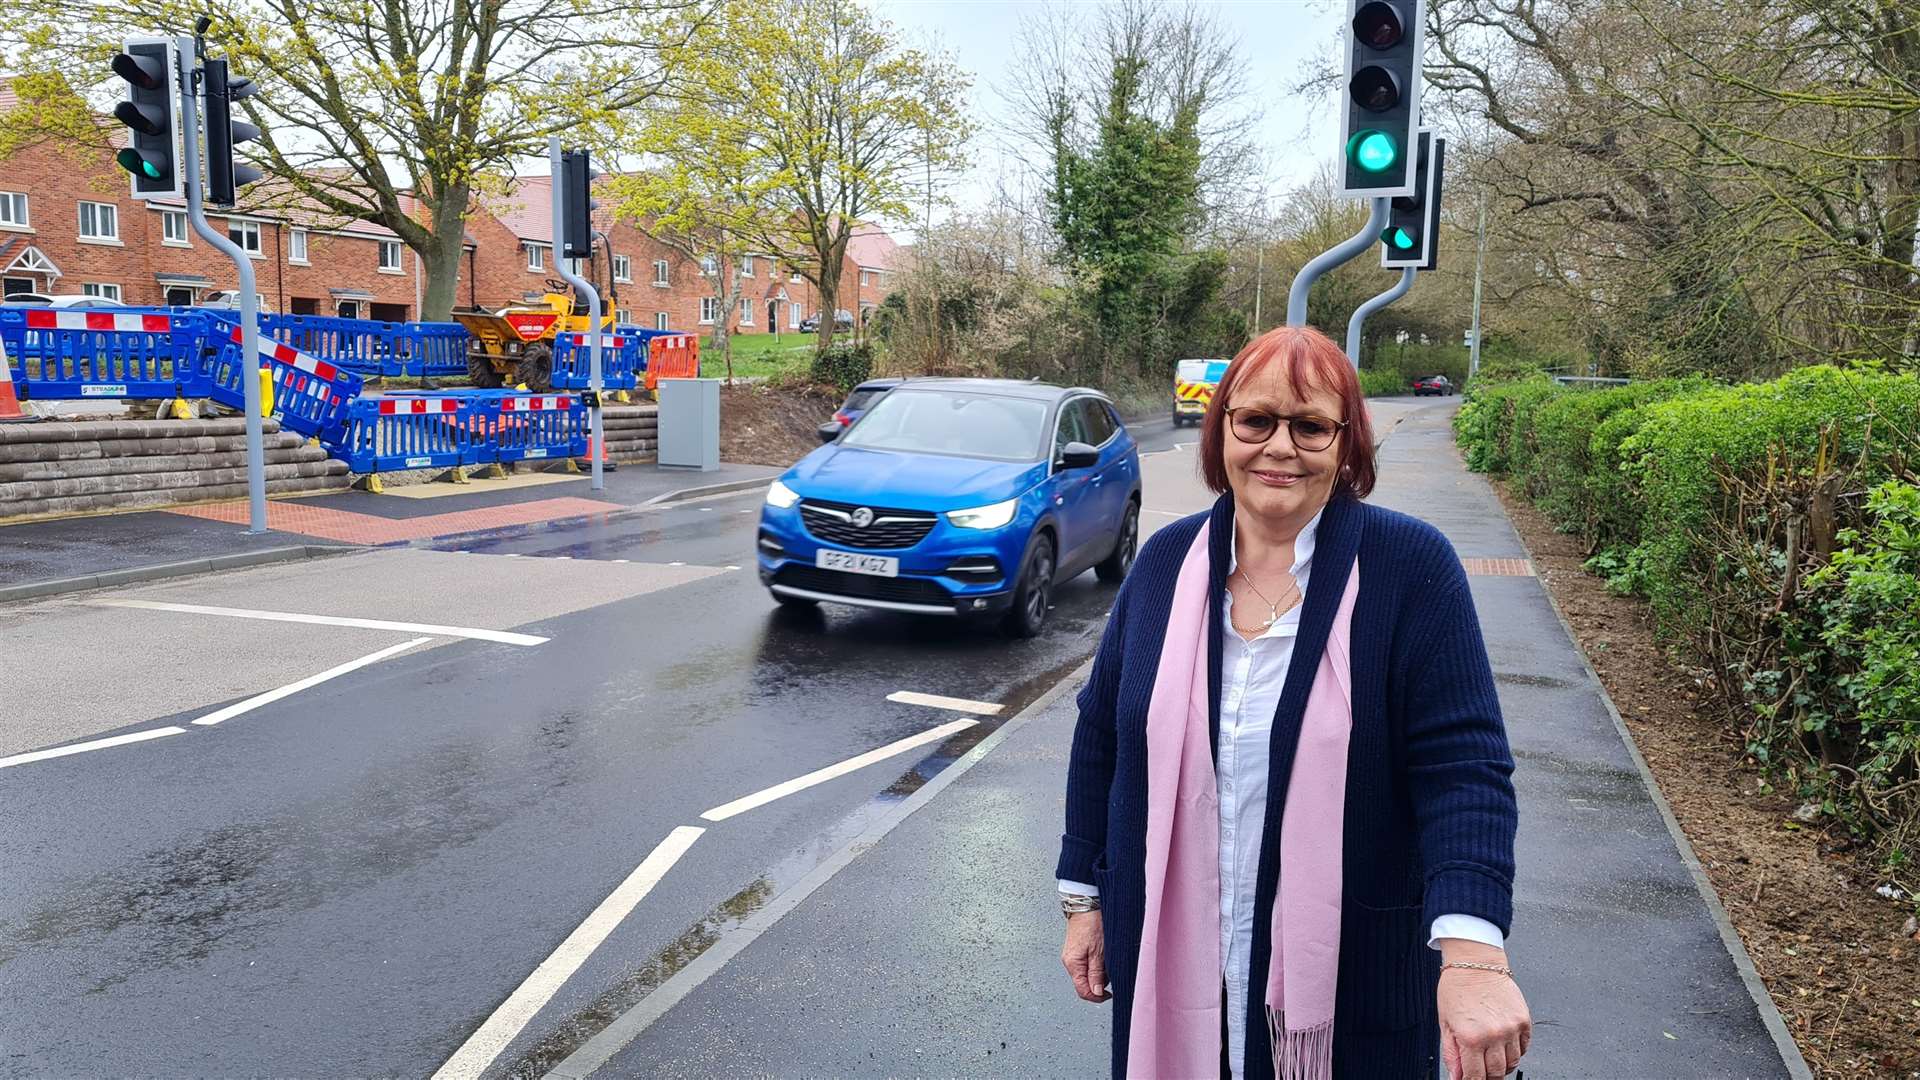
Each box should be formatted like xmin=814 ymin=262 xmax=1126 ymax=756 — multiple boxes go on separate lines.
xmin=669 ymin=561 xmax=685 ymax=567
xmin=886 ymin=690 xmax=1004 ymax=716
xmin=92 ymin=600 xmax=549 ymax=647
xmin=612 ymin=559 xmax=630 ymax=564
xmin=700 ymin=718 xmax=979 ymax=823
xmin=432 ymin=826 xmax=705 ymax=1080
xmin=725 ymin=565 xmax=741 ymax=572
xmin=503 ymin=553 xmax=524 ymax=558
xmin=0 ymin=726 xmax=186 ymax=770
xmin=192 ymin=638 xmax=434 ymax=727
xmin=553 ymin=555 xmax=572 ymax=560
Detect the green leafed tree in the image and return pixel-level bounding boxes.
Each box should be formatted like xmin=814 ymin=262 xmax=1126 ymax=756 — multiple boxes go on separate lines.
xmin=625 ymin=0 xmax=970 ymax=355
xmin=0 ymin=0 xmax=685 ymax=320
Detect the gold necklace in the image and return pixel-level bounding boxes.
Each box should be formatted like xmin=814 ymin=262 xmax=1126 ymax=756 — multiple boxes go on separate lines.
xmin=1234 ymin=569 xmax=1299 ymax=632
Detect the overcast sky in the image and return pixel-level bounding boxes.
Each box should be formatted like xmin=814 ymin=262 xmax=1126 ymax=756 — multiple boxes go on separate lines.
xmin=874 ymin=0 xmax=1348 ymax=237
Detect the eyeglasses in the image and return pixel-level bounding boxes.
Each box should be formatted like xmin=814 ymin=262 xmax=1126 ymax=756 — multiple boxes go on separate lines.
xmin=1222 ymin=408 xmax=1348 ymax=452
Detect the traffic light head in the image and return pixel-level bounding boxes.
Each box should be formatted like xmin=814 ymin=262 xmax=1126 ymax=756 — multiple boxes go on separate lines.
xmin=1340 ymin=0 xmax=1426 ymax=198
xmin=205 ymin=59 xmax=265 ymax=207
xmin=1381 ymin=130 xmax=1445 ymax=269
xmin=112 ymin=38 xmax=181 ymax=198
xmin=560 ymin=149 xmax=600 ymax=261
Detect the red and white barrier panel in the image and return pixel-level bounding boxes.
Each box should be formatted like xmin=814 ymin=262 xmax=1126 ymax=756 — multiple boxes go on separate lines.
xmin=23 ymin=310 xmax=173 ymax=333
xmin=501 ymin=395 xmax=572 ymax=411
xmin=226 ymin=326 xmax=341 ymax=382
xmin=378 ymin=398 xmax=461 ymax=415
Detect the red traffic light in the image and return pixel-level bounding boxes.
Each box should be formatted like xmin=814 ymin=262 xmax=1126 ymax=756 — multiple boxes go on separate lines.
xmin=111 ymin=50 xmax=166 ymax=90
xmin=113 ymin=99 xmax=167 ymax=136
xmin=1352 ymin=1 xmax=1406 ymax=49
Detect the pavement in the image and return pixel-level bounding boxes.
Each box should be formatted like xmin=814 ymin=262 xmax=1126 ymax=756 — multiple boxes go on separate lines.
xmin=0 ymin=396 xmax=1806 ymax=1079
xmin=584 ymin=400 xmax=1804 ymax=1079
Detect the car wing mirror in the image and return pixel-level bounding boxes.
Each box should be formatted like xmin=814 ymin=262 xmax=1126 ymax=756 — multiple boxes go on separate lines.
xmin=1058 ymin=441 xmax=1099 ymax=469
xmin=817 ymin=422 xmax=844 ymax=444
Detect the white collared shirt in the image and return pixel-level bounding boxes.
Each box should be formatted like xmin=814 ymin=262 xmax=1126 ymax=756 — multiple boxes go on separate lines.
xmin=1062 ymin=512 xmax=1502 ymax=1076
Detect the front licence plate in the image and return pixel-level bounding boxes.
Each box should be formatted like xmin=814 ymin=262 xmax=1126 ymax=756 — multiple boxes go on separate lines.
xmin=817 ymin=549 xmax=899 ymax=578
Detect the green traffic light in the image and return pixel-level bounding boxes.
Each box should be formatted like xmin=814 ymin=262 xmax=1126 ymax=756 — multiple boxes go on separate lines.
xmin=1385 ymin=226 xmax=1416 ymax=250
xmin=114 ymin=147 xmax=166 ymax=181
xmin=1347 ymin=129 xmax=1398 ymax=173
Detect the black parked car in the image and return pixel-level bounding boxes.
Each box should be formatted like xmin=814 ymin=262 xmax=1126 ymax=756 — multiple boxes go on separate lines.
xmin=799 ymin=309 xmax=854 ymax=333
xmin=1412 ymin=374 xmax=1455 ymax=396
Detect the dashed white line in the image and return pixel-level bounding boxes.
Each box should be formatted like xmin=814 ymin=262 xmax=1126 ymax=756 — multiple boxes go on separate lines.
xmin=669 ymin=561 xmax=685 ymax=567
xmin=0 ymin=726 xmax=188 ymax=771
xmin=503 ymin=553 xmax=524 ymax=558
xmin=725 ymin=565 xmax=741 ymax=571
xmin=92 ymin=600 xmax=549 ymax=647
xmin=431 ymin=826 xmax=705 ymax=1080
xmin=699 ymin=718 xmax=979 ymax=822
xmin=887 ymin=690 xmax=1004 ymax=716
xmin=192 ymin=638 xmax=434 ymax=727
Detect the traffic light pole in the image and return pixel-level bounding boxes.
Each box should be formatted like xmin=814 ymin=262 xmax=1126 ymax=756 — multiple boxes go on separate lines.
xmin=1345 ymin=266 xmax=1416 ymax=366
xmin=549 ymin=137 xmax=604 ymax=492
xmin=1469 ymin=197 xmax=1487 ymax=379
xmin=1286 ymin=197 xmax=1387 ymax=328
xmin=175 ymin=35 xmax=267 ymax=533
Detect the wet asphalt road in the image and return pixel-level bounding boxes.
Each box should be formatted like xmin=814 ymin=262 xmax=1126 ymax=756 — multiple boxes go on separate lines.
xmin=0 ymin=419 xmax=1194 ymax=1078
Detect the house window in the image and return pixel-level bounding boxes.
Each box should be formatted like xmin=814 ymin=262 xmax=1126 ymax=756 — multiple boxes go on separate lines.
xmin=700 ymin=254 xmax=718 ymax=277
xmin=738 ymin=296 xmax=753 ymax=325
xmin=229 ymin=219 xmax=262 ymax=255
xmin=527 ymin=243 xmax=548 ymax=272
xmin=289 ymin=228 xmax=308 ymax=263
xmin=613 ymin=255 xmax=632 ymax=283
xmin=81 ymin=282 xmax=122 ymax=301
xmin=379 ymin=240 xmax=403 ymax=272
xmin=699 ymin=296 xmax=718 ymax=324
xmin=789 ymin=301 xmax=801 ymax=329
xmin=79 ymin=201 xmax=119 ymax=241
xmin=655 ymin=311 xmax=669 ymax=330
xmin=653 ymin=260 xmax=670 ymax=286
xmin=860 ymin=269 xmax=873 ymax=287
xmin=162 ymin=211 xmax=189 ymax=246
xmin=615 ymin=308 xmax=632 ymax=325
xmin=0 ymin=192 xmax=26 ymax=228
xmin=739 ymin=254 xmax=755 ymax=277
xmin=789 ymin=266 xmax=801 ymax=283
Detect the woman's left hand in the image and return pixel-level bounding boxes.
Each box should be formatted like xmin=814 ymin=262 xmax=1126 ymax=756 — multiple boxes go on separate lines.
xmin=1437 ymin=941 xmax=1531 ymax=1079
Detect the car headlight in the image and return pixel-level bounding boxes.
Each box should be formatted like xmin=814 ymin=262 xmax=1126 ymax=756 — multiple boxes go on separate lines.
xmin=947 ymin=498 xmax=1019 ymax=530
xmin=766 ymin=480 xmax=800 ymax=509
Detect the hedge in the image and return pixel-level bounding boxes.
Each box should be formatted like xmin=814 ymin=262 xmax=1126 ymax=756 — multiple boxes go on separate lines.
xmin=1455 ymin=365 xmax=1920 ymax=861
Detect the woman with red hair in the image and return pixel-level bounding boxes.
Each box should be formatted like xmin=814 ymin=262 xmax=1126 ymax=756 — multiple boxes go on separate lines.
xmin=1057 ymin=326 xmax=1530 ymax=1079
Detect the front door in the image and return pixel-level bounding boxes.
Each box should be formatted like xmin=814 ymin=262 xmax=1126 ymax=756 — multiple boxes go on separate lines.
xmin=1049 ymin=403 xmax=1099 ymax=570
xmin=2 ymin=277 xmax=32 ymax=296
xmin=164 ymin=287 xmax=194 ymax=307
xmin=337 ymin=300 xmax=361 ymax=319
xmin=768 ymin=300 xmax=778 ymax=332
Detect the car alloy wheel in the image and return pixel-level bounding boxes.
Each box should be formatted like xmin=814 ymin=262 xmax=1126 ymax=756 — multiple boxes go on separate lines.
xmin=1004 ymin=534 xmax=1054 ymax=638
xmin=1096 ymin=502 xmax=1137 ymax=583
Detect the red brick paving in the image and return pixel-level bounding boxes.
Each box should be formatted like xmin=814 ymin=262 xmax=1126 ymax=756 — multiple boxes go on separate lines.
xmin=1461 ymin=557 xmax=1536 ymax=577
xmin=169 ymin=496 xmax=624 ymax=545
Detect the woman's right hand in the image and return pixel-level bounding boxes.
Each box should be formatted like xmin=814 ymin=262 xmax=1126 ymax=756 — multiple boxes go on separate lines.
xmin=1061 ymin=910 xmax=1110 ymax=1002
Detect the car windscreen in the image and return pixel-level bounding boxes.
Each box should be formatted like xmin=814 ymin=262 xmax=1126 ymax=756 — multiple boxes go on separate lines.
xmin=1176 ymin=359 xmax=1227 ymax=384
xmin=840 ymin=389 xmax=1050 ymax=462
xmin=841 ymin=388 xmax=884 ymax=413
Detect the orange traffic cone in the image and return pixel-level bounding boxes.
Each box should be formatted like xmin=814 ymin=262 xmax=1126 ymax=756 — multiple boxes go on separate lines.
xmin=576 ymin=432 xmax=617 ymax=472
xmin=0 ymin=340 xmax=26 ymax=421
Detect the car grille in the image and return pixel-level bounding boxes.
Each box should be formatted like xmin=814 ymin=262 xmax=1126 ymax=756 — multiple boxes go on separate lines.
xmin=774 ymin=566 xmax=954 ymax=608
xmin=800 ymin=499 xmax=937 ymax=550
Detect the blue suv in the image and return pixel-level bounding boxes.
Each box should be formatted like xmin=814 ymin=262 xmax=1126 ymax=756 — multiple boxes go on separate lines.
xmin=757 ymin=379 xmax=1142 ymax=636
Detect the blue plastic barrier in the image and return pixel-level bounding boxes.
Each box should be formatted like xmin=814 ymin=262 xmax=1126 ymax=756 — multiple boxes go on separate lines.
xmin=324 ymin=392 xmax=491 ymax=473
xmin=396 ymin=322 xmax=470 ymax=378
xmin=0 ymin=307 xmax=215 ymax=400
xmin=209 ymin=313 xmax=474 ymax=379
xmin=201 ymin=327 xmax=365 ymax=442
xmin=488 ymin=392 xmax=589 ymax=462
xmin=550 ymin=327 xmax=663 ymax=390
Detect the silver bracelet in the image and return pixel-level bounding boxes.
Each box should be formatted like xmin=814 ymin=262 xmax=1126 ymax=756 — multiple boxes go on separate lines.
xmin=1060 ymin=892 xmax=1101 ymax=917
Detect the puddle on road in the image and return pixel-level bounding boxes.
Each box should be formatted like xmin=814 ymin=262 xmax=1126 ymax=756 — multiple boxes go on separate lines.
xmin=499 ymin=651 xmax=1092 ymax=1077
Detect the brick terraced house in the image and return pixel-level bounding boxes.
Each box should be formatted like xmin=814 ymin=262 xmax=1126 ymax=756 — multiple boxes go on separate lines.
xmin=0 ymin=81 xmax=907 ymax=334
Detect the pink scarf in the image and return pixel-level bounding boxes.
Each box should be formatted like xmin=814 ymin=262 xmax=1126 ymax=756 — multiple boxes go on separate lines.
xmin=1128 ymin=519 xmax=1360 ymax=1079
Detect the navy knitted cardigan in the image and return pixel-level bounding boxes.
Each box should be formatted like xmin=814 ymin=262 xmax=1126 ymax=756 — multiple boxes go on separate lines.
xmin=1056 ymin=492 xmax=1518 ymax=1079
